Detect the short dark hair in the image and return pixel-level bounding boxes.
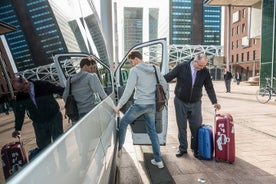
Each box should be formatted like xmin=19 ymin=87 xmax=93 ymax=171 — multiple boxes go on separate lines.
xmin=11 ymin=75 xmax=27 ymax=88
xmin=80 ymin=57 xmax=96 ymax=68
xmin=128 ymin=50 xmax=142 ymax=60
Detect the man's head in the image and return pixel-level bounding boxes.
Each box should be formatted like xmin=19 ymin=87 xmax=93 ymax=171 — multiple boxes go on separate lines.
xmin=127 ymin=50 xmax=143 ymax=67
xmin=12 ymin=76 xmax=30 ymax=93
xmin=193 ymin=54 xmax=208 ymax=71
xmin=80 ymin=57 xmax=97 ymax=73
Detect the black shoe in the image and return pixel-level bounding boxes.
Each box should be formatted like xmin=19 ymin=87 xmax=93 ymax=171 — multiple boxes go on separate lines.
xmin=193 ymin=150 xmax=200 ymax=159
xmin=194 ymin=153 xmax=200 ymax=159
xmin=175 ymin=150 xmax=187 ymax=157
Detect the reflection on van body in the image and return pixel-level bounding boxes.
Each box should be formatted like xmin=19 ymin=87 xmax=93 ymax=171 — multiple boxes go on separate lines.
xmin=7 ymin=97 xmax=117 ymax=184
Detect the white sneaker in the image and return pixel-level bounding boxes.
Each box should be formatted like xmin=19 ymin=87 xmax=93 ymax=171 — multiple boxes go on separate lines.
xmin=151 ymin=159 xmax=164 ymax=169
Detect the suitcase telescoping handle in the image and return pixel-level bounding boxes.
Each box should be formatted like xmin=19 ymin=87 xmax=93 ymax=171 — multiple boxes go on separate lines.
xmin=16 ymin=135 xmax=23 ymax=146
xmin=214 ymin=109 xmax=217 ymax=123
xmin=16 ymin=135 xmax=21 ymax=141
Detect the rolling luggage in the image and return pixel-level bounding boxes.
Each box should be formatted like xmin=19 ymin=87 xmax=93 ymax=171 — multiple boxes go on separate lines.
xmin=214 ymin=113 xmax=235 ymax=163
xmin=1 ymin=137 xmax=28 ymax=180
xmin=198 ymin=124 xmax=214 ymax=160
xmin=28 ymin=148 xmax=40 ymax=161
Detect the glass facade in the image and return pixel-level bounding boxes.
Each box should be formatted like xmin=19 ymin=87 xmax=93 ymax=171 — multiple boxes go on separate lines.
xmin=149 ymin=8 xmax=159 ymax=41
xmin=170 ymin=0 xmax=193 ymax=44
xmin=260 ymin=0 xmax=276 ymax=87
xmin=124 ymin=8 xmax=143 ymax=54
xmin=203 ymin=6 xmax=221 ymax=45
xmin=85 ymin=14 xmax=109 ymax=64
xmin=0 ymin=0 xmax=35 ymax=71
xmin=170 ymin=0 xmax=221 ymax=45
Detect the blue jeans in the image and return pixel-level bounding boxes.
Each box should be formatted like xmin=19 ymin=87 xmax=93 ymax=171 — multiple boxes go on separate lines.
xmin=119 ymin=103 xmax=162 ymax=162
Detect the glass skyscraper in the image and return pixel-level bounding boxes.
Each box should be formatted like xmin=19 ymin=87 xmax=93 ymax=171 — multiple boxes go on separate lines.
xmin=0 ymin=0 xmax=36 ymax=71
xmin=170 ymin=0 xmax=221 ymax=45
xmin=203 ymin=5 xmax=221 ymax=45
xmin=124 ymin=8 xmax=143 ymax=54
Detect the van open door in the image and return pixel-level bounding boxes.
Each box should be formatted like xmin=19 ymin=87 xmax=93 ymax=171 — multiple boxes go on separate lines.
xmin=114 ymin=38 xmax=169 ymax=145
xmin=53 ymin=53 xmax=113 ymax=96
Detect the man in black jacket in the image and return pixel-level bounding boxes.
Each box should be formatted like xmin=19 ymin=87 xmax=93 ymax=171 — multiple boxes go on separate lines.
xmin=11 ymin=76 xmax=64 ymax=150
xmin=164 ymin=53 xmax=221 ymax=158
xmin=224 ymin=68 xmax=233 ymax=92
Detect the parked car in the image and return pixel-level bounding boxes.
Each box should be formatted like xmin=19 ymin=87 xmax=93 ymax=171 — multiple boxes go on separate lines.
xmin=246 ymin=76 xmax=260 ymax=86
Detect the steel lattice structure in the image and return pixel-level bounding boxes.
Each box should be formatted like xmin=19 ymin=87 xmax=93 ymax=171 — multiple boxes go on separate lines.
xmin=17 ymin=45 xmax=223 ymax=82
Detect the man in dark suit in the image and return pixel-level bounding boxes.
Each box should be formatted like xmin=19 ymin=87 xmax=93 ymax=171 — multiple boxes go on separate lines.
xmin=164 ymin=53 xmax=221 ymax=158
xmin=11 ymin=76 xmax=64 ymax=150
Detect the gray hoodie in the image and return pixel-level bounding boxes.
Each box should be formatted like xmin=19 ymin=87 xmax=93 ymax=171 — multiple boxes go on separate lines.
xmin=118 ymin=63 xmax=167 ymax=109
xmin=63 ymin=71 xmax=107 ymax=114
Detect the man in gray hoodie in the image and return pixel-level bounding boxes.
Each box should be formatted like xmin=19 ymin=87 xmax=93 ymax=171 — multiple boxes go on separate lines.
xmin=63 ymin=57 xmax=107 ymax=123
xmin=114 ymin=50 xmax=167 ymax=169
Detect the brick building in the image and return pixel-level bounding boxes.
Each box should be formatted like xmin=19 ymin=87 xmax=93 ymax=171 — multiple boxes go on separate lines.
xmin=225 ymin=6 xmax=261 ymax=80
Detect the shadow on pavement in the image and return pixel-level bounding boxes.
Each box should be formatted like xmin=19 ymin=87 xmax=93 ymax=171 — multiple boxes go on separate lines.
xmin=144 ymin=152 xmax=175 ymax=184
xmin=117 ymin=147 xmax=143 ymax=184
xmin=163 ymin=153 xmax=276 ymax=184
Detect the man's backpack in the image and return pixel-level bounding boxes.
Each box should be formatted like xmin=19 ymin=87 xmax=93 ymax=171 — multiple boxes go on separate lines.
xmin=64 ymin=77 xmax=79 ymax=121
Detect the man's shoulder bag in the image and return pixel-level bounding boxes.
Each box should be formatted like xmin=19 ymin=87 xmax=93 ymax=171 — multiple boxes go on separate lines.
xmin=153 ymin=65 xmax=167 ymax=112
xmin=64 ymin=77 xmax=79 ymax=121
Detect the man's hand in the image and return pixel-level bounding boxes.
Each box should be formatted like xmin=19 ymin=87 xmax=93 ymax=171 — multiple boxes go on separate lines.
xmin=213 ymin=103 xmax=221 ymax=111
xmin=114 ymin=106 xmax=120 ymax=114
xmin=12 ymin=130 xmax=20 ymax=138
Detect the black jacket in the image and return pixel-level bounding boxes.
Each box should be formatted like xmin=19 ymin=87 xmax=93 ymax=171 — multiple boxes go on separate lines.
xmin=14 ymin=80 xmax=64 ymax=131
xmin=224 ymin=71 xmax=233 ymax=80
xmin=164 ymin=59 xmax=217 ymax=104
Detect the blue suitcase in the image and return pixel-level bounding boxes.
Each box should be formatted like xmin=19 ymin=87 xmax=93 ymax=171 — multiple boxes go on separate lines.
xmin=198 ymin=125 xmax=214 ymax=160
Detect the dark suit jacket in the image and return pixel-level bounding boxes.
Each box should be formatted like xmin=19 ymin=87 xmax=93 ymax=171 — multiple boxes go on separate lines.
xmin=14 ymin=80 xmax=64 ymax=131
xmin=164 ymin=59 xmax=217 ymax=104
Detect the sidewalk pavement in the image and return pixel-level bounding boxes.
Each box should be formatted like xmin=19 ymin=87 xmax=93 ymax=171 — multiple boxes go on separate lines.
xmin=119 ymin=81 xmax=276 ymax=184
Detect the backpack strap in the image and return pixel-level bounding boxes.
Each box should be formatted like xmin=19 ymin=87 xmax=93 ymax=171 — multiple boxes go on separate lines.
xmin=68 ymin=77 xmax=72 ymax=95
xmin=153 ymin=65 xmax=160 ymax=84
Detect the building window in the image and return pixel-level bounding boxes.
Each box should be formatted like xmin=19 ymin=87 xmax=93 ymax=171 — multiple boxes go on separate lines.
xmin=236 ymin=40 xmax=239 ymax=48
xmin=232 ymin=41 xmax=234 ymax=49
xmin=236 ymin=54 xmax=239 ymax=62
xmin=242 ymin=8 xmax=246 ymax=18
xmin=253 ymin=50 xmax=256 ymax=60
xmin=237 ymin=25 xmax=240 ymax=34
xmin=241 ymin=53 xmax=244 ymax=62
xmin=242 ymin=24 xmax=245 ymax=33
xmin=231 ymin=55 xmax=234 ymax=63
xmin=247 ymin=51 xmax=250 ymax=61
xmin=232 ymin=28 xmax=235 ymax=36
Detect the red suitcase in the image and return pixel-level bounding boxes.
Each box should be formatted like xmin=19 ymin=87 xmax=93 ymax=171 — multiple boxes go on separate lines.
xmin=1 ymin=137 xmax=28 ymax=180
xmin=214 ymin=113 xmax=235 ymax=163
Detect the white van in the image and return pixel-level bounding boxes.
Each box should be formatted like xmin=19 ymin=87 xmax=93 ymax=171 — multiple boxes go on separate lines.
xmin=6 ymin=38 xmax=170 ymax=184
